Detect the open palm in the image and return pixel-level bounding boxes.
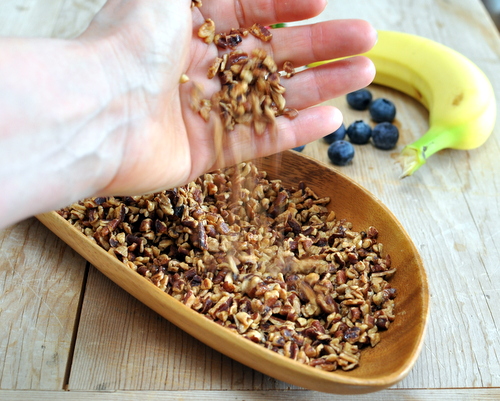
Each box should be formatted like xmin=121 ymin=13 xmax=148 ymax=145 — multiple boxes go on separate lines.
xmin=81 ymin=0 xmax=376 ymax=197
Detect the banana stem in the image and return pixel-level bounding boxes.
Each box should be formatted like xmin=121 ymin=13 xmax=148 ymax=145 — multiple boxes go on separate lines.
xmin=399 ymin=125 xmax=458 ymax=178
xmin=399 ymin=147 xmax=424 ymax=178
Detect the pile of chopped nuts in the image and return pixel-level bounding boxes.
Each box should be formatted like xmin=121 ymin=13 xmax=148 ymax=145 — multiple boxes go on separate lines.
xmin=60 ymin=161 xmax=397 ymax=372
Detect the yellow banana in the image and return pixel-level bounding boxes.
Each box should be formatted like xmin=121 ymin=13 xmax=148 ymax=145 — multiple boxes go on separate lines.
xmin=310 ymin=30 xmax=496 ymax=177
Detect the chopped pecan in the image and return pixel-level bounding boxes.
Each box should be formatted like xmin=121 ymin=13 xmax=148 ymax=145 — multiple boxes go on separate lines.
xmin=283 ymin=61 xmax=295 ymax=78
xmin=249 ymin=23 xmax=273 ymax=41
xmin=198 ymin=19 xmax=215 ymax=44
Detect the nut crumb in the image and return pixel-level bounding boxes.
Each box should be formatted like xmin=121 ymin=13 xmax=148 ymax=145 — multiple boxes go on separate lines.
xmin=283 ymin=61 xmax=295 ymax=78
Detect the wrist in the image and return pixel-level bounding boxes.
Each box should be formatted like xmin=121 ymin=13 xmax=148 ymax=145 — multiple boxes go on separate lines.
xmin=0 ymin=38 xmax=127 ymax=228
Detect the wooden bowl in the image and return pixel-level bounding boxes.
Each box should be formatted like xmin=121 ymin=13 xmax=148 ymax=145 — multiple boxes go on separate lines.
xmin=37 ymin=150 xmax=429 ymax=394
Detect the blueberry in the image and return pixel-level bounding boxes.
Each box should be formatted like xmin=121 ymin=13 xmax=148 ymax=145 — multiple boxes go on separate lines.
xmin=346 ymin=120 xmax=372 ymax=144
xmin=323 ymin=123 xmax=346 ymax=144
xmin=369 ymin=98 xmax=396 ymax=123
xmin=327 ymin=140 xmax=355 ymax=166
xmin=372 ymin=122 xmax=399 ymax=150
xmin=346 ymin=89 xmax=373 ymax=110
xmin=292 ymin=145 xmax=305 ymax=152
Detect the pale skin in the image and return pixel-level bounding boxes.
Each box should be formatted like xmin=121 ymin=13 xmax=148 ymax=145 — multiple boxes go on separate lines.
xmin=0 ymin=0 xmax=377 ymax=229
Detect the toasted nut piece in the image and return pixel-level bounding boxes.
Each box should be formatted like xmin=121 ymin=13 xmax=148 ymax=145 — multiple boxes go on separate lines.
xmin=249 ymin=23 xmax=273 ymax=41
xmin=198 ymin=18 xmax=215 ymax=44
xmin=283 ymin=61 xmax=295 ymax=78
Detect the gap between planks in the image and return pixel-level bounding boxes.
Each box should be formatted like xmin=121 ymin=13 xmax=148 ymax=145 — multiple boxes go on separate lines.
xmin=62 ymin=262 xmax=91 ymax=390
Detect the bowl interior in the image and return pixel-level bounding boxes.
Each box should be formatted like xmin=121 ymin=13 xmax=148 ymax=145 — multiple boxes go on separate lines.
xmin=256 ymin=150 xmax=429 ymax=383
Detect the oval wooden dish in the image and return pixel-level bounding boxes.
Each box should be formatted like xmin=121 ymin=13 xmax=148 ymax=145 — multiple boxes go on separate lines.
xmin=37 ymin=150 xmax=429 ymax=394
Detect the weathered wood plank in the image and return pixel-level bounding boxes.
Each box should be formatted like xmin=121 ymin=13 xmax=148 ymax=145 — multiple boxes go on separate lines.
xmin=0 ymin=0 xmax=499 ymax=394
xmin=0 ymin=219 xmax=87 ymax=389
xmin=1 ymin=388 xmax=500 ymax=400
xmin=0 ymin=0 xmax=65 ymax=37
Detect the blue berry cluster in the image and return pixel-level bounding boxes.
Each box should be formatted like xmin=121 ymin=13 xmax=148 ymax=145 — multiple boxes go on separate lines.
xmin=324 ymin=88 xmax=400 ymax=166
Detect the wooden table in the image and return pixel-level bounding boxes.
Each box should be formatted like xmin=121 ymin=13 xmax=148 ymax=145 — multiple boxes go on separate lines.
xmin=1 ymin=0 xmax=499 ymax=399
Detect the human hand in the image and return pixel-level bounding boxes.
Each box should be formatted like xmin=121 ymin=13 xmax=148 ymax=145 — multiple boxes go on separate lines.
xmin=80 ymin=0 xmax=377 ymax=196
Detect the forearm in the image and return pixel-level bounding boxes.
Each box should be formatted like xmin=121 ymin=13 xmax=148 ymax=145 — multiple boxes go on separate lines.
xmin=0 ymin=38 xmax=123 ymax=228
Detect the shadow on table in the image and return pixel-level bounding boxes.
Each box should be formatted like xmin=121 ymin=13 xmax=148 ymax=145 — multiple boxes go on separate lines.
xmin=482 ymin=0 xmax=500 ymax=29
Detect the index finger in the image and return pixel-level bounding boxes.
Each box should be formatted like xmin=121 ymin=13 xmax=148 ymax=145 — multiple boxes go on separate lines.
xmin=198 ymin=0 xmax=328 ymax=32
